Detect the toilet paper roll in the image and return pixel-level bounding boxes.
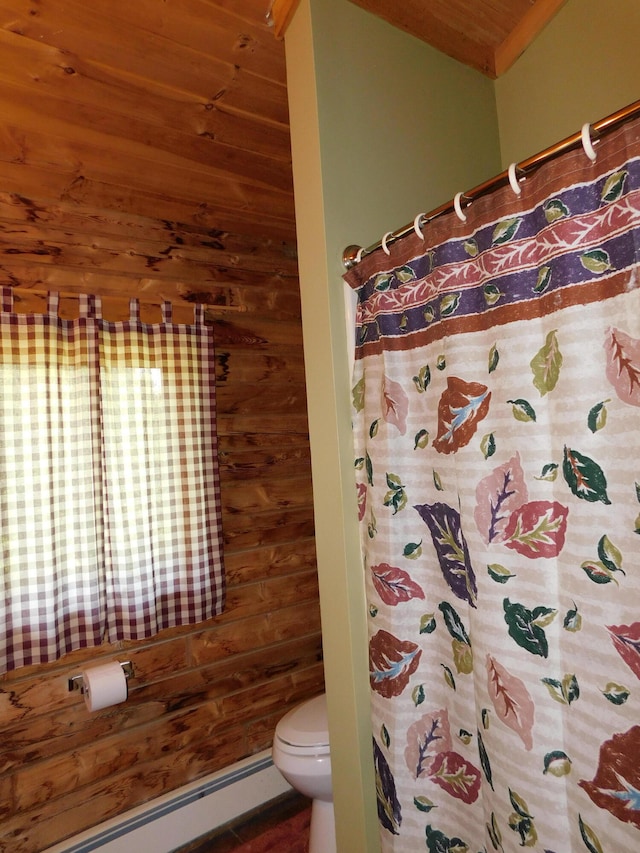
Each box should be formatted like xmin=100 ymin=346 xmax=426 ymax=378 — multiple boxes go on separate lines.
xmin=82 ymin=661 xmax=128 ymax=712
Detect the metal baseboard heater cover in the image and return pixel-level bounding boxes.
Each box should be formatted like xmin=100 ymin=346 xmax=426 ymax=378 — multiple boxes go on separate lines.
xmin=42 ymin=749 xmax=291 ymax=853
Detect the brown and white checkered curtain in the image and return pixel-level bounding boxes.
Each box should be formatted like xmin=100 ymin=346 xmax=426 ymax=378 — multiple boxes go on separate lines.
xmin=0 ymin=290 xmax=225 ymax=673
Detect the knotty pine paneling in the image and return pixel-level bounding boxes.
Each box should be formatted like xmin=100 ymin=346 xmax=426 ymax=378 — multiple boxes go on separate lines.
xmin=0 ymin=0 xmax=295 ymax=239
xmin=0 ymin=254 xmax=323 ymax=853
xmin=0 ymin=3 xmax=324 ymax=850
xmin=0 ymin=265 xmax=323 ymax=851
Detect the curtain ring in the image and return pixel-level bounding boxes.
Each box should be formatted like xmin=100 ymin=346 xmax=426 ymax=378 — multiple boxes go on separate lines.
xmin=381 ymin=231 xmax=393 ymax=255
xmin=356 ymin=247 xmax=364 ymax=263
xmin=581 ymin=122 xmax=597 ymax=162
xmin=508 ymin=162 xmax=523 ymax=196
xmin=413 ymin=213 xmax=426 ymax=239
xmin=453 ymin=192 xmax=468 ymax=222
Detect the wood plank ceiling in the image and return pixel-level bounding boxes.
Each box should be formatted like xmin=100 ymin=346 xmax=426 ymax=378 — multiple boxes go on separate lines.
xmin=0 ymin=0 xmax=295 ymax=245
xmin=273 ymin=0 xmax=568 ymax=78
xmin=0 ymin=0 xmax=569 ymax=270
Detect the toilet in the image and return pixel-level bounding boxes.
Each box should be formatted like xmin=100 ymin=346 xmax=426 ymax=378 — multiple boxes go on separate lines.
xmin=272 ymin=692 xmax=336 ymax=853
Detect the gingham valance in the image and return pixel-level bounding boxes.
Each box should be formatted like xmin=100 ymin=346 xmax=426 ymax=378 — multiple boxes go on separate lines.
xmin=0 ymin=289 xmax=225 ymax=673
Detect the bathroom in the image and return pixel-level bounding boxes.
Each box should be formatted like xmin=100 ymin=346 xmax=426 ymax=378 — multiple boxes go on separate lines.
xmin=1 ymin=0 xmax=639 ymax=851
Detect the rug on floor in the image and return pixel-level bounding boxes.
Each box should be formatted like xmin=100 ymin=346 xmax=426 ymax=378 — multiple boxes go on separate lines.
xmin=234 ymin=806 xmax=310 ymax=853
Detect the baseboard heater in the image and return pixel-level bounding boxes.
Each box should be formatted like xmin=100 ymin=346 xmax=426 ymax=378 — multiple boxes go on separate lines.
xmin=43 ymin=749 xmax=291 ymax=853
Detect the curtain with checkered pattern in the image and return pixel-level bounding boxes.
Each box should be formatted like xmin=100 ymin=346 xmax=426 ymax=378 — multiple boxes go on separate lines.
xmin=0 ymin=290 xmax=225 ymax=673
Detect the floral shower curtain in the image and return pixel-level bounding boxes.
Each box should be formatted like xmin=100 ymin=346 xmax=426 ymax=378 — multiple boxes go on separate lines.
xmin=344 ymin=117 xmax=640 ymax=852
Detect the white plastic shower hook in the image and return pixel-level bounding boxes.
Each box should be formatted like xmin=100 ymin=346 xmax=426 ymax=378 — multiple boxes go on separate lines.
xmin=381 ymin=231 xmax=393 ymax=255
xmin=581 ymin=122 xmax=598 ymax=162
xmin=453 ymin=191 xmax=468 ymax=222
xmin=413 ymin=212 xmax=427 ymax=239
xmin=508 ymin=162 xmax=523 ymax=196
xmin=355 ymin=247 xmax=365 ymax=263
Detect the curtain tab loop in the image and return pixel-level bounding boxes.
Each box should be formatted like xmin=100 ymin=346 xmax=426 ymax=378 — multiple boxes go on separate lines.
xmin=47 ymin=292 xmax=60 ymax=317
xmin=194 ymin=303 xmax=204 ymax=325
xmin=129 ymin=298 xmax=140 ymax=323
xmin=162 ymin=301 xmax=173 ymax=324
xmin=1 ymin=286 xmax=14 ymax=313
xmin=79 ymin=294 xmax=101 ymax=319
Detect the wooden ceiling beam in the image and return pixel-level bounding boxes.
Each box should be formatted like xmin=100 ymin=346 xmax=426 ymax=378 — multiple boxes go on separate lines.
xmin=347 ymin=0 xmax=568 ymax=78
xmin=494 ymin=0 xmax=569 ymax=76
xmin=269 ymin=0 xmax=302 ymax=39
xmin=348 ymin=0 xmax=495 ymax=77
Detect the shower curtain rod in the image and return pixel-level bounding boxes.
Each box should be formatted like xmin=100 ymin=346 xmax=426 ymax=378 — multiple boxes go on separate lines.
xmin=342 ymin=98 xmax=640 ymax=270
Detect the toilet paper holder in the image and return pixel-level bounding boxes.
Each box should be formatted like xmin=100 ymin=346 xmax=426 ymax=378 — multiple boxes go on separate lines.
xmin=68 ymin=661 xmax=134 ymax=693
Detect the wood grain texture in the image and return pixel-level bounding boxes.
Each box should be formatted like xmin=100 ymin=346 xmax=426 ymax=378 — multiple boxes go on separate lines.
xmin=0 ymin=3 xmax=323 ymax=850
xmin=347 ymin=0 xmax=566 ymax=77
xmin=271 ymin=0 xmax=303 ymax=39
xmin=0 ymin=0 xmax=295 ymax=240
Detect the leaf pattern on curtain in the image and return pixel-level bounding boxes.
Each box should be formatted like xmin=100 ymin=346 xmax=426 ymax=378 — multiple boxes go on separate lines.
xmin=345 ymin=118 xmax=640 ymax=851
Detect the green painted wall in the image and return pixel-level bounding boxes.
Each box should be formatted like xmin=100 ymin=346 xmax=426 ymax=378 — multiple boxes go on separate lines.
xmin=495 ymin=0 xmax=640 ymax=165
xmin=285 ymin=2 xmax=499 ymax=850
xmin=285 ymin=7 xmax=378 ymax=849
xmin=310 ymin=0 xmax=501 ymax=255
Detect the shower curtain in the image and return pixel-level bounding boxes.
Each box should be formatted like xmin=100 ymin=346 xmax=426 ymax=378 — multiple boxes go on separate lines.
xmin=344 ymin=117 xmax=640 ymax=852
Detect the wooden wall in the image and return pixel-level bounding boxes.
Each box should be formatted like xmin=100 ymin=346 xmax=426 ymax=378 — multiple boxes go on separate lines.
xmin=0 ymin=2 xmax=324 ymax=851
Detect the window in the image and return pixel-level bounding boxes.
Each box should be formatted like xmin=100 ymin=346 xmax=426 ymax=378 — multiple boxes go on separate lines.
xmin=0 ymin=291 xmax=225 ymax=673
